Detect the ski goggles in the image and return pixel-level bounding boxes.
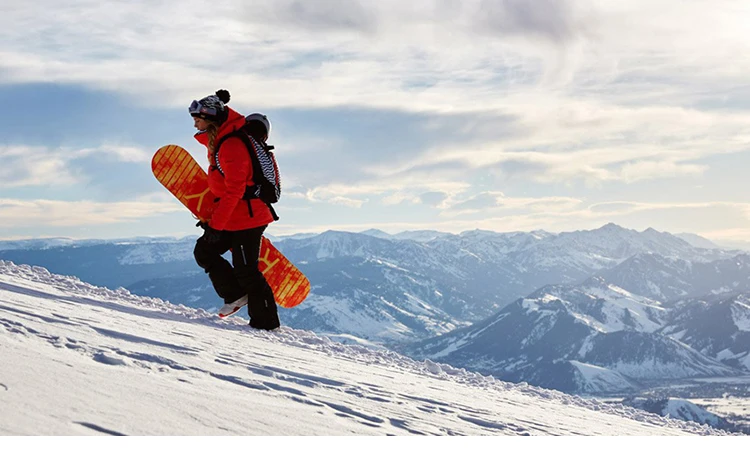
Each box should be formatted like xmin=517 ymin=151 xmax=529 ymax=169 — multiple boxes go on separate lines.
xmin=188 ymin=100 xmax=218 ymax=117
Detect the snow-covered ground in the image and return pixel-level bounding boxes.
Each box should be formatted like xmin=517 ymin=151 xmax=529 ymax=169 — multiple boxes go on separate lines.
xmin=0 ymin=261 xmax=735 ymax=436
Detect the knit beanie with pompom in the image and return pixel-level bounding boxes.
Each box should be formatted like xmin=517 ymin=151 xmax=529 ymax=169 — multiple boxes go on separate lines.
xmin=189 ymin=89 xmax=231 ymax=125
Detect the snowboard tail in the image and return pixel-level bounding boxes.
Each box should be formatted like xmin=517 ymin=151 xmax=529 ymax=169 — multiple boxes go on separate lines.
xmin=152 ymin=145 xmax=309 ymax=308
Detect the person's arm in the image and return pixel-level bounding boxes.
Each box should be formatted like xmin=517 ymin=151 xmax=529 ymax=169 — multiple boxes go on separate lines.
xmin=209 ymin=136 xmax=251 ymax=230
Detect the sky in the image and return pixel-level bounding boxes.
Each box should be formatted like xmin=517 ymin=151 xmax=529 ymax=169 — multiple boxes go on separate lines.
xmin=0 ymin=259 xmax=734 ymax=437
xmin=2 ymin=0 xmax=750 ymax=246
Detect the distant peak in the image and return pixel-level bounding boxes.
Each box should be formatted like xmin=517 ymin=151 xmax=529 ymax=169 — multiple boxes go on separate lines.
xmin=359 ymin=229 xmax=393 ymax=239
xmin=318 ymin=230 xmax=354 ymax=238
xmin=459 ymin=229 xmax=497 ymax=236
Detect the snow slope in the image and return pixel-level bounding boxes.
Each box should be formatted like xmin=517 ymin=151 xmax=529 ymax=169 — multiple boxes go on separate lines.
xmin=0 ymin=261 xmax=728 ymax=435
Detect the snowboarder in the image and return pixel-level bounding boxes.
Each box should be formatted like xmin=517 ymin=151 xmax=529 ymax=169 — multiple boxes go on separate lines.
xmin=189 ymin=89 xmax=280 ymax=330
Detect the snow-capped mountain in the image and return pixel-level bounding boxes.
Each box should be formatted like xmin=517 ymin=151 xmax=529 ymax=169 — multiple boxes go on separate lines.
xmin=358 ymin=229 xmax=451 ymax=243
xmin=0 ymin=236 xmax=192 ymax=251
xmin=598 ymin=253 xmax=695 ymax=302
xmin=675 ymin=233 xmax=721 ymax=250
xmin=0 ymin=224 xmax=744 ymax=348
xmin=0 ymin=239 xmax=197 ymax=290
xmin=405 ymin=278 xmax=740 ymax=394
xmin=415 ymin=224 xmax=731 ymax=308
xmin=541 ymin=224 xmax=726 ymax=266
xmin=1 ymin=260 xmax=730 ymax=436
xmin=0 ymin=237 xmax=83 ymax=250
xmin=600 ymin=252 xmax=750 ymax=302
xmin=275 ymin=255 xmax=470 ymax=343
xmin=257 ymin=225 xmax=736 ymax=344
xmin=661 ymin=293 xmax=750 ymax=371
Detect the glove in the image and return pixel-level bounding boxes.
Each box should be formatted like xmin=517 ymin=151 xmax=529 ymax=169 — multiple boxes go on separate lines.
xmin=197 ymin=220 xmax=222 ymax=244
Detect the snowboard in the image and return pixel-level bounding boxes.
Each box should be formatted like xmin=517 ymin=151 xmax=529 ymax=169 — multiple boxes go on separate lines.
xmin=151 ymin=144 xmax=309 ymax=309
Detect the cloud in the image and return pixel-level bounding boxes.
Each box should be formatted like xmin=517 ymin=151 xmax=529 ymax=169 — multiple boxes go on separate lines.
xmin=272 ymin=0 xmax=377 ymax=33
xmin=586 ymin=200 xmax=750 ymax=218
xmin=0 ymin=144 xmax=152 ymax=188
xmin=0 ymin=145 xmax=80 ymax=188
xmin=0 ymin=197 xmax=182 ymax=228
xmin=1 ymin=2 xmax=746 ymax=98
xmin=377 ymin=145 xmax=710 ymax=187
xmin=477 ymin=0 xmax=584 ymax=43
xmin=450 ymin=192 xmax=503 ymax=212
xmin=80 ymin=145 xmax=151 ymax=164
xmin=445 ymin=192 xmax=584 ymax=215
xmin=380 ymin=100 xmax=750 ymax=185
xmin=286 ymin=185 xmax=368 ymax=208
xmin=4 ymin=0 xmax=750 ymax=146
xmin=418 ymin=191 xmax=449 ymax=207
xmin=618 ymin=161 xmax=707 ymax=183
xmin=699 ymin=227 xmax=750 ymax=244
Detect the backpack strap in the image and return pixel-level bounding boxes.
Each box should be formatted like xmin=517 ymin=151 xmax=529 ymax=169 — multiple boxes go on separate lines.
xmin=212 ymin=130 xmax=242 ymax=175
xmin=213 ymin=130 xmax=280 ymax=221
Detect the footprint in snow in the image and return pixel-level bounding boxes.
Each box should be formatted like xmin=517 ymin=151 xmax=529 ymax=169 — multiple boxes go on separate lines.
xmin=92 ymin=352 xmax=128 ymax=366
xmin=318 ymin=400 xmax=385 ymax=425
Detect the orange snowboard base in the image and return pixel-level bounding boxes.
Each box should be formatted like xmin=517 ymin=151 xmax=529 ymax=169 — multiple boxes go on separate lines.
xmin=152 ymin=144 xmax=309 ymax=308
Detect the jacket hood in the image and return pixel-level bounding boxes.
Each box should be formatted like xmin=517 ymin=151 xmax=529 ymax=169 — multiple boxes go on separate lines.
xmin=194 ymin=107 xmax=246 ymax=146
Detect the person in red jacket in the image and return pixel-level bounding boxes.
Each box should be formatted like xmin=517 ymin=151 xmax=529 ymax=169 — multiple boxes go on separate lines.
xmin=189 ymin=89 xmax=280 ymax=330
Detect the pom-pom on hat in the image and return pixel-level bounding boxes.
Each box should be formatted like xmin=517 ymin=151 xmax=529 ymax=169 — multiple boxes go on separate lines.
xmin=189 ymin=89 xmax=231 ymax=124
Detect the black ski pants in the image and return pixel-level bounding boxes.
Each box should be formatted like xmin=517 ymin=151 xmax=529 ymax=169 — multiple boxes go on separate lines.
xmin=194 ymin=225 xmax=280 ymax=330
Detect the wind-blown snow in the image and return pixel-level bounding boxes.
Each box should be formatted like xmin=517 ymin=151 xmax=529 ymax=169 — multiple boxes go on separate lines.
xmin=0 ymin=261 xmax=729 ymax=435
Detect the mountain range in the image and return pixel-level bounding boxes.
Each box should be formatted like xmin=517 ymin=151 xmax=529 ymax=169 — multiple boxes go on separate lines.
xmin=403 ymin=277 xmax=745 ymax=394
xmin=2 ymin=223 xmax=749 ymax=395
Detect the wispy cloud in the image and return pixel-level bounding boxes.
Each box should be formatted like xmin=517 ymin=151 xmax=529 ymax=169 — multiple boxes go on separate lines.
xmin=5 ymin=1 xmax=750 ymax=111
xmin=0 ymin=145 xmax=79 ymax=188
xmin=80 ymin=144 xmax=152 ymax=164
xmin=5 ymin=1 xmax=750 ymax=167
xmin=587 ymin=200 xmax=750 ymax=218
xmin=270 ymin=0 xmax=377 ymax=33
xmin=476 ymin=0 xmax=587 ymax=43
xmin=0 ymin=197 xmax=182 ymax=228
xmin=0 ymin=144 xmax=151 ymax=188
xmin=363 ymin=102 xmax=750 ymax=186
xmin=446 ymin=192 xmax=583 ymax=215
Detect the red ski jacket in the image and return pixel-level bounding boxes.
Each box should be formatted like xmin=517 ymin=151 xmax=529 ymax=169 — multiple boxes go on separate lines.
xmin=194 ymin=107 xmax=275 ymax=231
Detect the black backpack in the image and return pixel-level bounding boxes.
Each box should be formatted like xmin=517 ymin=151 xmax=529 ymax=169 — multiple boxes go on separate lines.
xmin=213 ymin=121 xmax=281 ymax=221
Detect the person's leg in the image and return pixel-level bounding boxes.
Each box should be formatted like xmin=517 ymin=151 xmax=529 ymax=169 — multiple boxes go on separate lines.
xmin=230 ymin=226 xmax=280 ymax=330
xmin=193 ymin=232 xmax=246 ymax=304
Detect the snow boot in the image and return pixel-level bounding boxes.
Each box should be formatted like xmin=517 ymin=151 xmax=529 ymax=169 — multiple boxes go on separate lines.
xmin=218 ymin=294 xmax=248 ymax=318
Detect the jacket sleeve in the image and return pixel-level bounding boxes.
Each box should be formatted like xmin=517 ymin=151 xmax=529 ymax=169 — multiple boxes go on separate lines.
xmin=209 ymin=136 xmax=252 ymax=231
